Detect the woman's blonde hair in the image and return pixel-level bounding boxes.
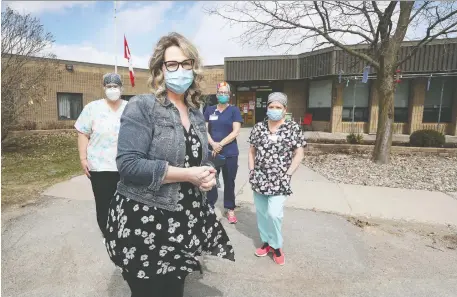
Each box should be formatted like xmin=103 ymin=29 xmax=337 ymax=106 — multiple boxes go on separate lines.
xmin=148 ymin=32 xmax=204 ymax=108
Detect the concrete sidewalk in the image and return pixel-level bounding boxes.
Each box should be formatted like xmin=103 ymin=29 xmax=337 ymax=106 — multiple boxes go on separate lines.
xmin=4 ymin=129 xmax=457 ymax=297
xmin=44 ymin=128 xmax=457 ymax=226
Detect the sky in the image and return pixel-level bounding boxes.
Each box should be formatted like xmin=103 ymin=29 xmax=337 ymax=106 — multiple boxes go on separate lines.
xmin=2 ymin=1 xmax=445 ymax=70
xmin=3 ymin=1 xmax=313 ymax=69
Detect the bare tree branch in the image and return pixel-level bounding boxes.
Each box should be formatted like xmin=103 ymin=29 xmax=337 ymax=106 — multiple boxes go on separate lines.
xmin=205 ymin=1 xmax=457 ymax=164
xmin=397 ymin=6 xmax=457 ymax=67
xmin=1 ymin=7 xmax=61 ymax=141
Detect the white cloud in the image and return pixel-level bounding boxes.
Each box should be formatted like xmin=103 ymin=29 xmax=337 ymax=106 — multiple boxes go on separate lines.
xmin=115 ymin=1 xmax=173 ymax=37
xmin=4 ymin=1 xmax=94 ymax=15
xmin=190 ymin=2 xmax=314 ymax=65
xmin=48 ymin=43 xmax=150 ymax=70
xmin=42 ymin=2 xmax=175 ymax=70
xmin=92 ymin=1 xmax=174 ymax=68
xmin=38 ymin=1 xmax=447 ymax=69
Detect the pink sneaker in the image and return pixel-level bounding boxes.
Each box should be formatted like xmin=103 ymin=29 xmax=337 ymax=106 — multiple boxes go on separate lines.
xmin=255 ymin=243 xmax=271 ymax=257
xmin=273 ymin=249 xmax=285 ymax=265
xmin=227 ymin=210 xmax=237 ymax=224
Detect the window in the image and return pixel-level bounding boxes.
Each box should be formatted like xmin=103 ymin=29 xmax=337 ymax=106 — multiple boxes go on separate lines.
xmin=423 ymin=78 xmax=454 ymax=123
xmin=394 ymin=79 xmax=410 ymax=123
xmin=57 ymin=93 xmax=83 ymax=120
xmin=342 ymin=81 xmax=370 ymax=122
xmin=121 ymin=95 xmax=135 ymax=101
xmin=308 ymin=80 xmax=332 ymax=121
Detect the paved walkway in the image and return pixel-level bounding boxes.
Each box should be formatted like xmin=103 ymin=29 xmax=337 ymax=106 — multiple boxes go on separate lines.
xmin=3 ymin=128 xmax=457 ymax=297
xmin=44 ymin=128 xmax=457 ymax=226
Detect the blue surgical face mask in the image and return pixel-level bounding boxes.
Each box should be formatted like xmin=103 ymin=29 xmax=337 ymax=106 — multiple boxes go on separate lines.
xmin=217 ymin=94 xmax=230 ymax=104
xmin=267 ymin=109 xmax=284 ymax=121
xmin=164 ymin=68 xmax=194 ymax=95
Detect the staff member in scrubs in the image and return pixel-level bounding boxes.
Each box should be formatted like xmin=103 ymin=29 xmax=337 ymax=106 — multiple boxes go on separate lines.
xmin=75 ymin=73 xmax=127 ymax=237
xmin=204 ymin=81 xmax=243 ymax=224
xmin=248 ymin=92 xmax=306 ymax=266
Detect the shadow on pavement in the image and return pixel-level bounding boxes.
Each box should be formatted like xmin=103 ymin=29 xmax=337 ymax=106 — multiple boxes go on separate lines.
xmin=106 ymin=270 xmax=223 ymax=297
xmin=185 ymin=274 xmax=224 ymax=297
xmin=232 ymin=204 xmax=260 ymax=249
xmin=213 ymin=187 xmax=260 ymax=250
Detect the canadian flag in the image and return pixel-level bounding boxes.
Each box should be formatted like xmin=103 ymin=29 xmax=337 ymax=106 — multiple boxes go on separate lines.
xmin=124 ymin=35 xmax=135 ymax=87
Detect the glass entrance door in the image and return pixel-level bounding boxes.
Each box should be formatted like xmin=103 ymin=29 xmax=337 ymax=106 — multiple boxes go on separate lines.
xmin=236 ymin=91 xmax=256 ymax=127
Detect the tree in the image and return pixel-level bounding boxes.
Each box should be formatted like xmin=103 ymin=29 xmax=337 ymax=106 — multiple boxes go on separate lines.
xmin=206 ymin=1 xmax=457 ymax=164
xmin=1 ymin=7 xmax=60 ymax=141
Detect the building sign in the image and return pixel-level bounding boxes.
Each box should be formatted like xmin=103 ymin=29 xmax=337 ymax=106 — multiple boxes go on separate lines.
xmin=243 ymin=104 xmax=249 ymax=114
xmin=237 ymin=86 xmax=250 ymax=91
xmin=256 ymin=98 xmax=262 ymax=108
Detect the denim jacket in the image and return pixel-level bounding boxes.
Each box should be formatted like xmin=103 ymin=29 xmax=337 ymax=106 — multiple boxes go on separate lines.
xmin=116 ymin=94 xmax=210 ymax=211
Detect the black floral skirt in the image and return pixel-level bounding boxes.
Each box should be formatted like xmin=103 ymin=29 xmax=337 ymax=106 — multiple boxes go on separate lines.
xmin=104 ymin=187 xmax=235 ymax=280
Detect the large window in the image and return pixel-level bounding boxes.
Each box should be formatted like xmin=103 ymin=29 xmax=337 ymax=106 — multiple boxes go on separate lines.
xmin=308 ymin=80 xmax=332 ymax=121
xmin=342 ymin=81 xmax=370 ymax=122
xmin=423 ymin=78 xmax=454 ymax=123
xmin=57 ymin=93 xmax=83 ymax=120
xmin=394 ymin=79 xmax=410 ymax=123
xmin=121 ymin=95 xmax=135 ymax=101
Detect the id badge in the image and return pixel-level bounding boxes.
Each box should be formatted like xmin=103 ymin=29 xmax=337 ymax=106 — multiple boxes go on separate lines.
xmin=209 ymin=114 xmax=218 ymax=121
xmin=268 ymin=134 xmax=278 ymax=143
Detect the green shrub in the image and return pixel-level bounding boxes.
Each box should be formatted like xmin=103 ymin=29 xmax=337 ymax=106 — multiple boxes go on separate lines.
xmin=346 ymin=133 xmax=364 ymax=144
xmin=409 ymin=129 xmax=445 ymax=147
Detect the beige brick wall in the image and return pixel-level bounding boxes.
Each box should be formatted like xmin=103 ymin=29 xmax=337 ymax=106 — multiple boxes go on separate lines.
xmin=201 ymin=67 xmax=225 ymax=95
xmin=409 ymin=78 xmax=426 ymax=134
xmin=341 ymin=122 xmax=368 ymax=134
xmin=18 ymin=59 xmax=223 ymax=129
xmin=368 ymin=80 xmax=379 ymax=134
xmin=331 ymin=81 xmax=343 ymax=133
xmin=452 ymin=84 xmax=457 ymax=136
xmin=283 ymin=80 xmax=307 ymax=122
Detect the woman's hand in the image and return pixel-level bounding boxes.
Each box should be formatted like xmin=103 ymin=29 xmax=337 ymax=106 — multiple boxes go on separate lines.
xmin=211 ymin=142 xmax=223 ymax=154
xmin=199 ymin=172 xmax=216 ymax=192
xmin=186 ymin=166 xmax=217 ymax=187
xmin=80 ymin=159 xmax=91 ymax=177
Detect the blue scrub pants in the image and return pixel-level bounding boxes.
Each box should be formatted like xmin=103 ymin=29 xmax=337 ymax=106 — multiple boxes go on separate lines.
xmin=207 ymin=156 xmax=238 ymax=210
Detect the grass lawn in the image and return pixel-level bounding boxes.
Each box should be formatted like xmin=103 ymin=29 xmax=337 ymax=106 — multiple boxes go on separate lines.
xmin=1 ymin=131 xmax=82 ymax=207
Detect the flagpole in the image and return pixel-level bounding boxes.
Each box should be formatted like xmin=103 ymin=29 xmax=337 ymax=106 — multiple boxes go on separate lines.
xmin=114 ymin=0 xmax=118 ymax=74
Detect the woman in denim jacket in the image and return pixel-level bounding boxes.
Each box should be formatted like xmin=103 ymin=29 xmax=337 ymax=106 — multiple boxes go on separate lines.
xmin=104 ymin=32 xmax=235 ymax=297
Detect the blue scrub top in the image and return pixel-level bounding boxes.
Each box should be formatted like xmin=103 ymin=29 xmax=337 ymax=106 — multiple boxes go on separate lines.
xmin=204 ymin=105 xmax=243 ymax=157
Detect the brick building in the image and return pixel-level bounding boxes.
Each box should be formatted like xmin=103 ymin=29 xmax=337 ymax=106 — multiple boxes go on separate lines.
xmin=19 ymin=58 xmax=224 ymax=130
xmin=225 ymin=38 xmax=457 ymax=136
xmin=14 ymin=38 xmax=457 ymax=135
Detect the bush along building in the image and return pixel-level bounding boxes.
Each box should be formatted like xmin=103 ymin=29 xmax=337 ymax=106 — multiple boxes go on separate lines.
xmin=224 ymin=38 xmax=457 ymax=136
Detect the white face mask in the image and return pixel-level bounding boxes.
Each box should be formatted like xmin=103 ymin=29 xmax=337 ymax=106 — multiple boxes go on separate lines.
xmin=105 ymin=88 xmax=121 ymax=101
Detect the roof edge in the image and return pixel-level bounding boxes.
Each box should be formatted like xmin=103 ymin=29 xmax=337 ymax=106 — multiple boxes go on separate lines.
xmin=225 ymin=37 xmax=457 ymax=62
xmin=2 ymin=54 xmax=224 ymax=70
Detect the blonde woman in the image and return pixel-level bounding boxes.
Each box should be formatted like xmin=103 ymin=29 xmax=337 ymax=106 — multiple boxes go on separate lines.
xmin=104 ymin=33 xmax=235 ymax=297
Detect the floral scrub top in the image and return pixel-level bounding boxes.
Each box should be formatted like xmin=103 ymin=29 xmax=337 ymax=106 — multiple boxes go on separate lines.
xmin=248 ymin=119 xmax=306 ymax=196
xmin=74 ymin=99 xmax=127 ymax=172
